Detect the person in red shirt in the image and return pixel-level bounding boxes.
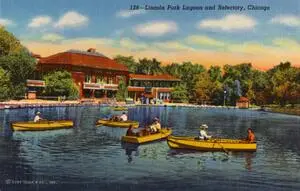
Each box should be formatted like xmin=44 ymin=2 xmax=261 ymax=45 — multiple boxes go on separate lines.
xmin=246 ymin=128 xmax=255 ymax=142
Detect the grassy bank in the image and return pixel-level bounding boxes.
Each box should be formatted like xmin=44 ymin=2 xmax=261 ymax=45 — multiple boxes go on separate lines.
xmin=268 ymin=105 xmax=300 ymax=116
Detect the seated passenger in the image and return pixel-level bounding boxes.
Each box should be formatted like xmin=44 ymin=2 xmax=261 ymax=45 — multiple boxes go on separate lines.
xmin=126 ymin=125 xmax=136 ymax=136
xmin=120 ymin=112 xmax=128 ymax=121
xmin=246 ymin=128 xmax=255 ymax=142
xmin=149 ymin=117 xmax=161 ymax=133
xmin=34 ymin=112 xmax=43 ymax=122
xmin=198 ymin=124 xmax=211 ymax=140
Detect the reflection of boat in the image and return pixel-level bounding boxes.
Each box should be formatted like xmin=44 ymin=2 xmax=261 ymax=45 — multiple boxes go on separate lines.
xmin=11 ymin=120 xmax=73 ymax=131
xmin=96 ymin=119 xmax=139 ymax=128
xmin=121 ymin=128 xmax=172 ymax=144
xmin=167 ymin=136 xmax=256 ymax=152
xmin=112 ymin=107 xmax=128 ymax=111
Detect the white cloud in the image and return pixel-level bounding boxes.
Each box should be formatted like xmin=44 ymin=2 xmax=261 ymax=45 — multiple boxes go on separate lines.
xmin=28 ymin=16 xmax=52 ymax=28
xmin=41 ymin=33 xmax=64 ymax=42
xmin=0 ymin=18 xmax=14 ymax=26
xmin=119 ymin=38 xmax=148 ymax=50
xmin=270 ymin=15 xmax=300 ymax=27
xmin=134 ymin=21 xmax=178 ymax=37
xmin=186 ymin=35 xmax=225 ymax=47
xmin=54 ymin=11 xmax=89 ymax=28
xmin=198 ymin=14 xmax=257 ymax=31
xmin=153 ymin=41 xmax=193 ymax=51
xmin=116 ymin=9 xmax=146 ymax=18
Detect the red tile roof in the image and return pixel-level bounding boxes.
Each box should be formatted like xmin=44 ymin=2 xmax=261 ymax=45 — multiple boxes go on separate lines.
xmin=39 ymin=50 xmax=128 ymax=71
xmin=129 ymin=74 xmax=180 ymax=81
xmin=237 ymin=96 xmax=249 ymax=102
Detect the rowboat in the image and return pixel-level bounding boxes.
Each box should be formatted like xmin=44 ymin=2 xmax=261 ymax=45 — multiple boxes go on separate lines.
xmin=167 ymin=136 xmax=256 ymax=152
xmin=112 ymin=107 xmax=128 ymax=111
xmin=121 ymin=128 xmax=172 ymax=144
xmin=11 ymin=120 xmax=74 ymax=131
xmin=96 ymin=119 xmax=139 ymax=128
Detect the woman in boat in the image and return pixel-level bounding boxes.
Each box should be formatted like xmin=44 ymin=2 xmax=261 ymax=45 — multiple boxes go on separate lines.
xmin=198 ymin=124 xmax=211 ymax=140
xmin=246 ymin=128 xmax=255 ymax=142
xmin=126 ymin=125 xmax=136 ymax=136
xmin=120 ymin=112 xmax=128 ymax=121
xmin=149 ymin=117 xmax=161 ymax=133
xmin=34 ymin=112 xmax=43 ymax=122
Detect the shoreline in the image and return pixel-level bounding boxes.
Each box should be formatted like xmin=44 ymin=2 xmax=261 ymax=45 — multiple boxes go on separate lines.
xmin=0 ymin=100 xmax=299 ymax=116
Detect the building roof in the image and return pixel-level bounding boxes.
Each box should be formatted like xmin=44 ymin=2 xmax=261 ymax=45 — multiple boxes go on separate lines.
xmin=237 ymin=96 xmax=249 ymax=102
xmin=38 ymin=50 xmax=128 ymax=71
xmin=129 ymin=74 xmax=180 ymax=81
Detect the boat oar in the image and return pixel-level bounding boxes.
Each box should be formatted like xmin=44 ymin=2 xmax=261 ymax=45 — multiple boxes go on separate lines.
xmin=213 ymin=139 xmax=229 ymax=155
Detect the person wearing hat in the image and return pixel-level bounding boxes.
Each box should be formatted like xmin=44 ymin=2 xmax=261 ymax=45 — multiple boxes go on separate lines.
xmin=120 ymin=112 xmax=128 ymax=121
xmin=33 ymin=111 xmax=43 ymax=122
xmin=198 ymin=124 xmax=211 ymax=140
xmin=149 ymin=117 xmax=161 ymax=133
xmin=245 ymin=128 xmax=255 ymax=142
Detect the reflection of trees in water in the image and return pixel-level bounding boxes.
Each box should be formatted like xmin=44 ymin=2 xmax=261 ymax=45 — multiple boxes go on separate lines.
xmin=0 ymin=138 xmax=34 ymax=182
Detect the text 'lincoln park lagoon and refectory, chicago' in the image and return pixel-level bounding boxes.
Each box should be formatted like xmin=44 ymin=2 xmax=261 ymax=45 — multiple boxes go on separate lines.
xmin=130 ymin=4 xmax=270 ymax=11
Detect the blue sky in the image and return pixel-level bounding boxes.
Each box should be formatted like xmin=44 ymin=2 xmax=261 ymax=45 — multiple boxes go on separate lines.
xmin=1 ymin=0 xmax=300 ymax=69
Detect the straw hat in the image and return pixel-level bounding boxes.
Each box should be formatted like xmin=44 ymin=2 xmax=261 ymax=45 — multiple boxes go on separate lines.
xmin=200 ymin=124 xmax=208 ymax=129
xmin=36 ymin=111 xmax=41 ymax=115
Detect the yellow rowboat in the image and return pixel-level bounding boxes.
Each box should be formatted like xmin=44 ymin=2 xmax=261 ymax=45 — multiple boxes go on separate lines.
xmin=11 ymin=120 xmax=73 ymax=131
xmin=167 ymin=136 xmax=256 ymax=152
xmin=121 ymin=128 xmax=172 ymax=144
xmin=96 ymin=119 xmax=139 ymax=128
xmin=112 ymin=107 xmax=128 ymax=111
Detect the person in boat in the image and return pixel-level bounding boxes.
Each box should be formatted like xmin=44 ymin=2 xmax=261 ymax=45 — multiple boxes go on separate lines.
xmin=246 ymin=128 xmax=255 ymax=142
xmin=149 ymin=117 xmax=161 ymax=133
xmin=126 ymin=125 xmax=136 ymax=136
xmin=34 ymin=112 xmax=43 ymax=122
xmin=120 ymin=112 xmax=128 ymax=121
xmin=198 ymin=124 xmax=211 ymax=140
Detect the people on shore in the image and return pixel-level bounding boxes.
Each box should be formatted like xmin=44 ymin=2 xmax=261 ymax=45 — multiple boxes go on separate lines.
xmin=120 ymin=112 xmax=128 ymax=121
xmin=198 ymin=124 xmax=211 ymax=140
xmin=246 ymin=128 xmax=255 ymax=142
xmin=34 ymin=112 xmax=43 ymax=122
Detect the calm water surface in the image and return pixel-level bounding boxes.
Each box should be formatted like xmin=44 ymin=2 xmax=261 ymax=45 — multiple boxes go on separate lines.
xmin=0 ymin=106 xmax=300 ymax=191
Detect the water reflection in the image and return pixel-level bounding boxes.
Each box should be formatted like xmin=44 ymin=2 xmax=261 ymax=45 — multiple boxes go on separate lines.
xmin=121 ymin=142 xmax=139 ymax=163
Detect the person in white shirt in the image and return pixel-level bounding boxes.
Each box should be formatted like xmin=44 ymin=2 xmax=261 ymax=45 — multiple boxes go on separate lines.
xmin=198 ymin=124 xmax=211 ymax=140
xmin=34 ymin=112 xmax=43 ymax=122
xmin=149 ymin=117 xmax=161 ymax=133
xmin=120 ymin=112 xmax=128 ymax=121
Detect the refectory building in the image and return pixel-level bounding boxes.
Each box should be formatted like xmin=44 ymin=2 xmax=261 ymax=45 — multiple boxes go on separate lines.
xmin=33 ymin=49 xmax=129 ymax=99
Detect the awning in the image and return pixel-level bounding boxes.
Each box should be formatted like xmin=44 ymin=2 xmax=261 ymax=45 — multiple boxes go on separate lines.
xmin=26 ymin=80 xmax=45 ymax=87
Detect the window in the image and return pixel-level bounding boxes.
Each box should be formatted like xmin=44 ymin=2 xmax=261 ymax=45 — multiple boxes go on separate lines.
xmin=107 ymin=76 xmax=114 ymax=84
xmin=85 ymin=74 xmax=92 ymax=83
xmin=96 ymin=75 xmax=105 ymax=84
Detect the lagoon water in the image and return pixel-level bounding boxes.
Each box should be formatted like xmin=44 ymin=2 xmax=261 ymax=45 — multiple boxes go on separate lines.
xmin=0 ymin=106 xmax=300 ymax=191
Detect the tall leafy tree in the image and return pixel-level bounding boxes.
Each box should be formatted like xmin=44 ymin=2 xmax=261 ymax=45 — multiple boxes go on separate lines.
xmin=43 ymin=71 xmax=79 ymax=99
xmin=114 ymin=55 xmax=137 ymax=73
xmin=0 ymin=27 xmax=23 ymax=56
xmin=116 ymin=76 xmax=128 ymax=101
xmin=136 ymin=58 xmax=163 ymax=75
xmin=170 ymin=84 xmax=188 ymax=103
xmin=0 ymin=68 xmax=12 ymax=100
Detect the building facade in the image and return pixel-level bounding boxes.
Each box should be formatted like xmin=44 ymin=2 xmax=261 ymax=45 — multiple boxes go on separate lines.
xmin=236 ymin=96 xmax=250 ymax=108
xmin=31 ymin=49 xmax=129 ymax=99
xmin=127 ymin=74 xmax=180 ymax=102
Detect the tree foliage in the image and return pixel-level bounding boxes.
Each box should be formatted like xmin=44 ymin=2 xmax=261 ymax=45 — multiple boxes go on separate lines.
xmin=0 ymin=67 xmax=12 ymax=100
xmin=170 ymin=85 xmax=188 ymax=103
xmin=43 ymin=71 xmax=79 ymax=99
xmin=116 ymin=76 xmax=128 ymax=101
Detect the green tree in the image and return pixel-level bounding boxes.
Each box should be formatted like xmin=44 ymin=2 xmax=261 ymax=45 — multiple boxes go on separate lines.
xmin=116 ymin=77 xmax=128 ymax=101
xmin=114 ymin=55 xmax=138 ymax=73
xmin=137 ymin=58 xmax=163 ymax=75
xmin=0 ymin=27 xmax=23 ymax=56
xmin=0 ymin=68 xmax=12 ymax=100
xmin=170 ymin=85 xmax=188 ymax=103
xmin=43 ymin=70 xmax=79 ymax=99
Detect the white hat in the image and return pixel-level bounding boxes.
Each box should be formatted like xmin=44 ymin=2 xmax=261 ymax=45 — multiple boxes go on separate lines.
xmin=200 ymin=124 xmax=208 ymax=129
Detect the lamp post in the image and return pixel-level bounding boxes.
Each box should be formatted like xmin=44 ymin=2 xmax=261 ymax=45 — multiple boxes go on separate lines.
xmin=223 ymin=90 xmax=226 ymax=106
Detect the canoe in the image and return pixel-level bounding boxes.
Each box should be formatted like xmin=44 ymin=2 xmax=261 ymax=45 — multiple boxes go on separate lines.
xmin=167 ymin=136 xmax=256 ymax=152
xmin=96 ymin=119 xmax=139 ymax=128
xmin=11 ymin=120 xmax=73 ymax=131
xmin=112 ymin=107 xmax=128 ymax=111
xmin=121 ymin=128 xmax=172 ymax=144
